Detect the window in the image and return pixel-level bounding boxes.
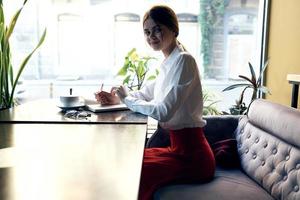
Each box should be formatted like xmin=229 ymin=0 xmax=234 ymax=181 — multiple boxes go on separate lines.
xmin=6 ymin=0 xmax=269 ymax=111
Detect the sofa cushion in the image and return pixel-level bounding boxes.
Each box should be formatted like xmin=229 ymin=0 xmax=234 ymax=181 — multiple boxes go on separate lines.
xmin=203 ymin=115 xmax=240 ymax=145
xmin=154 ymin=168 xmax=274 ymax=200
xmin=212 ymin=138 xmax=240 ymax=168
xmin=236 ymin=99 xmax=300 ymax=200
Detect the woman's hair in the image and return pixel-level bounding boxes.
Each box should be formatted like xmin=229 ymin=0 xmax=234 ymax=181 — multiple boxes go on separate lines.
xmin=143 ymin=5 xmax=179 ymax=37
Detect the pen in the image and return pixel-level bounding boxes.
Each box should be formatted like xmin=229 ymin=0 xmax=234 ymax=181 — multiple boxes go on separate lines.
xmin=100 ymin=83 xmax=104 ymax=92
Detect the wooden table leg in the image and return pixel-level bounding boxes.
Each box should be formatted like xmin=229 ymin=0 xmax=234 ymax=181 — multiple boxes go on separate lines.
xmin=291 ymin=84 xmax=299 ymax=108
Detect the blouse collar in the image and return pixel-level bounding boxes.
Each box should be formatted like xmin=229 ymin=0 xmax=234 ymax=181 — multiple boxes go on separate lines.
xmin=161 ymin=44 xmax=181 ymax=69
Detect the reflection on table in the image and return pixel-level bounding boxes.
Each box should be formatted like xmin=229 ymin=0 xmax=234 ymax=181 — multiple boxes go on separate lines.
xmin=0 ymin=123 xmax=147 ymax=200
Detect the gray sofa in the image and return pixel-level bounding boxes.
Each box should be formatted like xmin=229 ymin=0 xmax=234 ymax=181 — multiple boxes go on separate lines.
xmin=146 ymin=99 xmax=300 ymax=200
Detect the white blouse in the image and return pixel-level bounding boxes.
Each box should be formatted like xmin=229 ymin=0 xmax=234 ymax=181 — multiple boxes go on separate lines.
xmin=123 ymin=45 xmax=206 ymax=130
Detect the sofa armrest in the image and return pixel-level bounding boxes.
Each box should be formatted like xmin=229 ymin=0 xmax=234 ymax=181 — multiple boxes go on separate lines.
xmin=146 ymin=115 xmax=241 ymax=148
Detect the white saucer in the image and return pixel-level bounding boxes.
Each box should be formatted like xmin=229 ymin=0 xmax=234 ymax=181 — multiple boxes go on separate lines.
xmin=57 ymin=102 xmax=85 ymax=110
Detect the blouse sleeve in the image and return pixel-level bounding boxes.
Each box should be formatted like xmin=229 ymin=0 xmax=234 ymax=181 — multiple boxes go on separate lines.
xmin=123 ymin=54 xmax=198 ymax=122
xmin=128 ymin=81 xmax=155 ymax=101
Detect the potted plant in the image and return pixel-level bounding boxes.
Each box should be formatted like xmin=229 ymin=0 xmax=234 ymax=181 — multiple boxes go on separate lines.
xmin=203 ymin=89 xmax=221 ymax=115
xmin=222 ymin=61 xmax=271 ymax=114
xmin=117 ymin=48 xmax=158 ymax=91
xmin=0 ymin=0 xmax=46 ymax=110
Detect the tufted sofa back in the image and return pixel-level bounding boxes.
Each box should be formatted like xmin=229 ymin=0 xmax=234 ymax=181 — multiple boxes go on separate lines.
xmin=236 ymin=99 xmax=300 ymax=200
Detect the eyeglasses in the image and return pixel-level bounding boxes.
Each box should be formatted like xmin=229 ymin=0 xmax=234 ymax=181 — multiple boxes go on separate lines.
xmin=64 ymin=110 xmax=91 ymax=120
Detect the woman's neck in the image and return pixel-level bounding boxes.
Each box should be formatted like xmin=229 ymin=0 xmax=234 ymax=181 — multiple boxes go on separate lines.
xmin=162 ymin=40 xmax=177 ymax=58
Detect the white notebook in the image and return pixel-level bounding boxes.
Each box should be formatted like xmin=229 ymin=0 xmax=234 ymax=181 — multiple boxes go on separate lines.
xmin=86 ymin=103 xmax=129 ymax=113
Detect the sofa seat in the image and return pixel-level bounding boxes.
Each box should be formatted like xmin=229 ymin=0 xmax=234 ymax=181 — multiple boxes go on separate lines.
xmin=154 ymin=167 xmax=274 ymax=200
xmin=148 ymin=99 xmax=300 ymax=200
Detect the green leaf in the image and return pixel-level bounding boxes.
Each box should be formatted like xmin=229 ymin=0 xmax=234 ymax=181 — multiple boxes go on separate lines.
xmin=9 ymin=62 xmax=13 ymax=86
xmin=6 ymin=7 xmax=23 ymax=42
xmin=206 ymin=100 xmax=220 ymax=108
xmin=222 ymin=83 xmax=252 ymax=92
xmin=127 ymin=48 xmax=136 ymax=57
xmin=258 ymin=85 xmax=271 ymax=95
xmin=257 ymin=59 xmax=269 ymax=85
xmin=0 ymin=4 xmax=4 ymax=23
xmin=128 ymin=68 xmax=135 ymax=73
xmin=248 ymin=62 xmax=257 ymax=84
xmin=137 ymin=61 xmax=144 ymax=79
xmin=9 ymin=29 xmax=47 ymax=105
xmin=0 ymin=22 xmax=5 ymax=42
xmin=123 ymin=75 xmax=131 ymax=85
xmin=116 ymin=48 xmax=157 ymax=91
xmin=128 ymin=61 xmax=136 ymax=70
xmin=155 ymin=69 xmax=159 ymax=75
xmin=117 ymin=66 xmax=128 ymax=76
xmin=238 ymin=75 xmax=255 ymax=85
xmin=147 ymin=75 xmax=156 ymax=80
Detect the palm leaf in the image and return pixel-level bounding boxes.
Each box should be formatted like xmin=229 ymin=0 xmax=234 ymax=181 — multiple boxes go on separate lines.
xmin=222 ymin=83 xmax=252 ymax=92
xmin=0 ymin=4 xmax=4 ymax=26
xmin=248 ymin=62 xmax=257 ymax=84
xmin=6 ymin=43 xmax=13 ymax=86
xmin=238 ymin=75 xmax=255 ymax=85
xmin=9 ymin=29 xmax=47 ymax=105
xmin=258 ymin=85 xmax=271 ymax=95
xmin=3 ymin=40 xmax=10 ymax=105
xmin=205 ymin=100 xmax=220 ymax=108
xmin=0 ymin=22 xmax=4 ymax=45
xmin=257 ymin=60 xmax=269 ymax=85
xmin=5 ymin=7 xmax=23 ymax=44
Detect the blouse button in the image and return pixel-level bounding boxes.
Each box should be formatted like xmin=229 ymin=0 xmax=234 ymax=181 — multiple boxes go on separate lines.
xmin=296 ymin=164 xmax=300 ymax=170
xmin=247 ymin=134 xmax=251 ymax=139
xmin=283 ymin=175 xmax=287 ymax=181
xmin=294 ymin=185 xmax=299 ymax=192
xmin=272 ymin=149 xmax=277 ymax=154
xmin=255 ymin=138 xmax=259 ymax=143
xmin=253 ymin=154 xmax=257 ymax=159
xmin=263 ymin=142 xmax=268 ymax=148
xmin=245 ymin=149 xmax=249 ymax=154
xmin=261 ymin=161 xmax=265 ymax=166
xmin=285 ymin=155 xmax=290 ymax=161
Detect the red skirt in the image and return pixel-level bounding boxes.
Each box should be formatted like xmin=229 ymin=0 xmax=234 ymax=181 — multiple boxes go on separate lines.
xmin=138 ymin=127 xmax=215 ymax=200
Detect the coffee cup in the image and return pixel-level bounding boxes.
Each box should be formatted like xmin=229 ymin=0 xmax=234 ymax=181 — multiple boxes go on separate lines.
xmin=59 ymin=95 xmax=81 ymax=107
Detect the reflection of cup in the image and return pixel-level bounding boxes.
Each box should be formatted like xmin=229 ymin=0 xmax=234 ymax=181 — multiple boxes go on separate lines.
xmin=60 ymin=95 xmax=81 ymax=107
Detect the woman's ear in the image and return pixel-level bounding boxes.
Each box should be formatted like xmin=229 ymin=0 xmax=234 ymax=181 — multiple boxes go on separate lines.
xmin=173 ymin=31 xmax=178 ymax=37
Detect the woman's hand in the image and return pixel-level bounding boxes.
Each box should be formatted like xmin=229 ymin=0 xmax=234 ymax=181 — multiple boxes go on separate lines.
xmin=112 ymin=85 xmax=128 ymax=100
xmin=94 ymin=90 xmax=120 ymax=105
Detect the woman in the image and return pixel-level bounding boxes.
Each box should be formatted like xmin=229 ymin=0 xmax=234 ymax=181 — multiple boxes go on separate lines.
xmin=95 ymin=5 xmax=215 ymax=200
